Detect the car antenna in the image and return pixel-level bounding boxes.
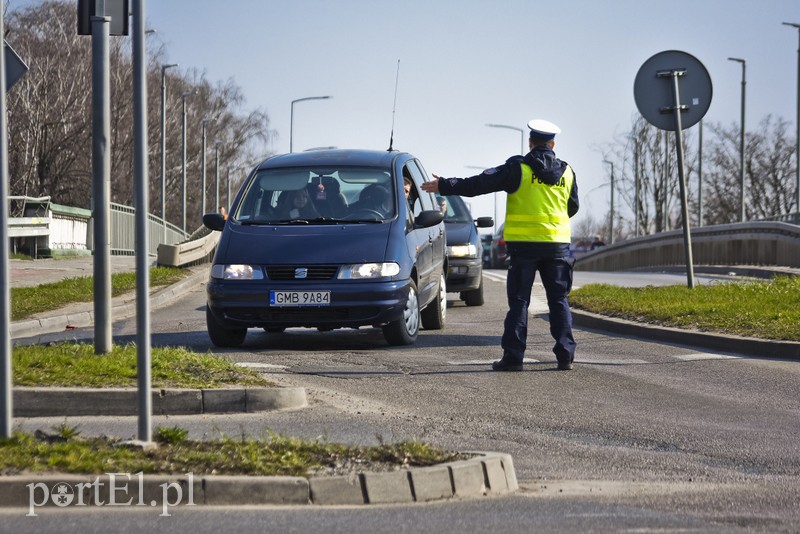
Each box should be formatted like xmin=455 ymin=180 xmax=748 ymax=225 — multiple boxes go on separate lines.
xmin=387 ymin=59 xmax=400 ymax=151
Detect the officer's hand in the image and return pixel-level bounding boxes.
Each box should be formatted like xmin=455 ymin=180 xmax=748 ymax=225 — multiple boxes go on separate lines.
xmin=421 ymin=177 xmax=440 ymax=193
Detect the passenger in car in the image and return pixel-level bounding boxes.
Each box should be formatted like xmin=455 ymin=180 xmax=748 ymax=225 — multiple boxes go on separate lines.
xmin=278 ymin=188 xmax=320 ymax=219
xmin=352 ymin=184 xmax=394 ymax=217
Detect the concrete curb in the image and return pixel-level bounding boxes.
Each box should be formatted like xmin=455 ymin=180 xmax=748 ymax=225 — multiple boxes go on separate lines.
xmin=12 ymin=386 xmax=307 ymax=417
xmin=572 ymin=309 xmax=800 ymax=359
xmin=0 ymin=452 xmax=517 ymax=510
xmin=10 ymin=266 xmax=208 ymax=340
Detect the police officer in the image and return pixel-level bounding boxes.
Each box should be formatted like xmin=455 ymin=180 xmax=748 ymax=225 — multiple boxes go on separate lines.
xmin=421 ymin=119 xmax=579 ymax=371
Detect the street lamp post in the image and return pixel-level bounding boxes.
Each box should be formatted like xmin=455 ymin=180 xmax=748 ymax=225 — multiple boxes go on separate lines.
xmin=603 ymin=160 xmax=615 ymax=244
xmin=290 ymin=95 xmax=331 ymax=153
xmin=201 ymin=117 xmax=215 ymax=218
xmin=214 ymin=143 xmax=221 ymax=212
xmin=783 ymin=22 xmax=800 ymax=214
xmin=160 ymin=63 xmax=178 ymax=241
xmin=486 ymin=123 xmax=525 ymax=155
xmin=180 ymin=91 xmax=194 ymax=233
xmin=728 ymin=57 xmax=746 ymax=222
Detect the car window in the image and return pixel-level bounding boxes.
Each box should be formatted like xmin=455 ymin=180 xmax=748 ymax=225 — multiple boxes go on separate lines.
xmin=441 ymin=195 xmax=473 ymax=223
xmin=405 ymin=160 xmax=435 ymax=212
xmin=234 ymin=166 xmax=396 ymax=222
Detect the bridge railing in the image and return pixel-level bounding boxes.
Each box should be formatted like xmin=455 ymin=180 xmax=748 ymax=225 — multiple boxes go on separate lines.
xmin=576 ymin=221 xmax=800 ymax=272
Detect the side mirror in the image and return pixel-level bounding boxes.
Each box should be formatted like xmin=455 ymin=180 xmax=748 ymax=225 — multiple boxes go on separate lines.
xmin=475 ymin=217 xmax=494 ymax=228
xmin=415 ymin=209 xmax=444 ymax=228
xmin=202 ymin=213 xmax=225 ymax=231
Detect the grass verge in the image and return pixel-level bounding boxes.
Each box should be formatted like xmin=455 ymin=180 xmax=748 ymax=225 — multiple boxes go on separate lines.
xmin=10 ymin=266 xmax=187 ymax=321
xmin=0 ymin=425 xmax=461 ymax=476
xmin=570 ymin=275 xmax=800 ymax=341
xmin=13 ymin=342 xmax=270 ymax=388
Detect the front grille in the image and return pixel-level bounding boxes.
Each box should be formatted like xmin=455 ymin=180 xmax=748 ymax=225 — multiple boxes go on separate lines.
xmin=266 ymin=265 xmax=339 ymax=280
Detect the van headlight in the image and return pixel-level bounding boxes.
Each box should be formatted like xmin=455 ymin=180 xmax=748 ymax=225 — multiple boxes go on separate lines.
xmin=338 ymin=262 xmax=400 ymax=279
xmin=447 ymin=244 xmax=478 ymax=258
xmin=211 ymin=264 xmax=264 ymax=280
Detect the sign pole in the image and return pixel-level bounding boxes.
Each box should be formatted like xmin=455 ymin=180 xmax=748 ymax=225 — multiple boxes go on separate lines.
xmin=91 ymin=1 xmax=113 ymax=354
xmin=132 ymin=0 xmax=152 ymax=443
xmin=0 ymin=5 xmax=12 ymax=439
xmin=659 ymin=69 xmax=696 ymax=289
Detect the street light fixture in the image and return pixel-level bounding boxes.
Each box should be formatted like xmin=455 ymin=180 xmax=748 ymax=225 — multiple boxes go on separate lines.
xmin=728 ymin=57 xmax=746 ymax=222
xmin=160 ymin=63 xmax=178 ymax=241
xmin=485 ymin=123 xmax=525 ymax=155
xmin=603 ymin=160 xmax=615 ymax=244
xmin=783 ymin=22 xmax=800 ymax=214
xmin=180 ymin=90 xmax=195 ymax=234
xmin=290 ymin=95 xmax=331 ymax=153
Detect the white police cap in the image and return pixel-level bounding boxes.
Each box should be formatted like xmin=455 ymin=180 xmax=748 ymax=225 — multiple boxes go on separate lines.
xmin=527 ymin=119 xmax=561 ymax=140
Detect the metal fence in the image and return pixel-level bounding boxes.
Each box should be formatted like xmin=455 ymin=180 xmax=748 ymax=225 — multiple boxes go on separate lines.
xmin=109 ymin=202 xmax=187 ymax=256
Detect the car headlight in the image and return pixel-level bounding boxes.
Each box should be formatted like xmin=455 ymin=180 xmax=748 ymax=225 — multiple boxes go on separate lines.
xmin=211 ymin=264 xmax=265 ymax=280
xmin=338 ymin=262 xmax=400 ymax=279
xmin=447 ymin=244 xmax=478 ymax=258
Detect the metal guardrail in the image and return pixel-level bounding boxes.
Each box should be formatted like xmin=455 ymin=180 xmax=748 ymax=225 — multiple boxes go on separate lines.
xmin=109 ymin=202 xmax=186 ymax=256
xmin=156 ymin=226 xmax=219 ymax=267
xmin=576 ymin=221 xmax=800 ymax=272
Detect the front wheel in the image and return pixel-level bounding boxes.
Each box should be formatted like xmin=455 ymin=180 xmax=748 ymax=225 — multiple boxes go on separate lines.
xmin=383 ymin=281 xmax=420 ymax=345
xmin=462 ymin=277 xmax=484 ymax=306
xmin=206 ymin=307 xmax=247 ymax=347
xmin=421 ymin=273 xmax=446 ymax=330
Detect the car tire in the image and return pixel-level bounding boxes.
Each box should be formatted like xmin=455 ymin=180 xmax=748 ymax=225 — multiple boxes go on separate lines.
xmin=463 ymin=277 xmax=484 ymax=306
xmin=383 ymin=280 xmax=420 ymax=345
xmin=421 ymin=273 xmax=446 ymax=330
xmin=206 ymin=307 xmax=247 ymax=347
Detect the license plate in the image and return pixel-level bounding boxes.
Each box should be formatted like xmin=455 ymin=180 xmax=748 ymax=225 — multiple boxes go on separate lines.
xmin=270 ymin=290 xmax=330 ymax=306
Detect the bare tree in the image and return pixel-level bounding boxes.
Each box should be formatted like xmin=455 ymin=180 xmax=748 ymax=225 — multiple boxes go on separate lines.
xmin=5 ymin=0 xmax=275 ymax=230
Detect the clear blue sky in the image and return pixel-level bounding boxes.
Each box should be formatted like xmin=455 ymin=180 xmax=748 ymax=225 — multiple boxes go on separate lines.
xmin=13 ymin=0 xmax=800 ymax=229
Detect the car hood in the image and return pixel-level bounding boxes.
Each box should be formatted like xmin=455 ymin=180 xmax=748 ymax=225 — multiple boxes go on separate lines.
xmin=218 ymin=223 xmax=391 ymax=264
xmin=444 ymin=222 xmax=475 ymax=246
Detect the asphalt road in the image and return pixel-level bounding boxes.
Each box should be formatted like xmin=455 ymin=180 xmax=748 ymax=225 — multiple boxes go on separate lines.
xmin=7 ymin=269 xmax=800 ymax=532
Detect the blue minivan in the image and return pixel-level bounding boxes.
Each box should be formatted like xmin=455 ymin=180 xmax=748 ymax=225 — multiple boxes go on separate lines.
xmin=202 ymin=149 xmax=447 ymax=347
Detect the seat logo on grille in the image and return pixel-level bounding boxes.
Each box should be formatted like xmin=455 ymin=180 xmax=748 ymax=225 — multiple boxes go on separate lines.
xmin=294 ymin=268 xmax=308 ymax=279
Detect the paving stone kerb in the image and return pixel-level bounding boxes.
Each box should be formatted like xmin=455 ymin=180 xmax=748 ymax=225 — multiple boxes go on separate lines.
xmin=10 ymin=265 xmax=208 ymax=340
xmin=12 ymin=387 xmax=308 ymax=417
xmin=572 ymin=309 xmax=800 ymax=360
xmin=0 ymin=452 xmax=517 ymax=509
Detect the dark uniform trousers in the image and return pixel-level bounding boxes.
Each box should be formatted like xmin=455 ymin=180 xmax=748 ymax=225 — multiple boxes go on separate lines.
xmin=500 ymin=244 xmax=576 ymax=364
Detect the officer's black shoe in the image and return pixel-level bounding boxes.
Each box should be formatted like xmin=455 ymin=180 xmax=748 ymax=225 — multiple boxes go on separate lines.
xmin=492 ymin=358 xmax=524 ymax=372
xmin=557 ymin=362 xmax=573 ymax=371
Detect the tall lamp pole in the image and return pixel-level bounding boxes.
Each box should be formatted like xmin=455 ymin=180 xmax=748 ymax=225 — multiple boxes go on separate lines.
xmin=728 ymin=57 xmax=746 ymax=222
xmin=160 ymin=63 xmax=177 ymax=241
xmin=486 ymin=123 xmax=525 ymax=155
xmin=290 ymin=95 xmax=331 ymax=153
xmin=200 ymin=117 xmax=214 ymax=218
xmin=784 ymin=22 xmax=800 ymax=214
xmin=214 ymin=143 xmax=221 ymax=212
xmin=180 ymin=91 xmax=194 ymax=233
xmin=603 ymin=160 xmax=615 ymax=244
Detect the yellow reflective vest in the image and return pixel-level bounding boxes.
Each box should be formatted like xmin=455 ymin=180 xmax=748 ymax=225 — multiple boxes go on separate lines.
xmin=504 ymin=163 xmax=574 ymax=243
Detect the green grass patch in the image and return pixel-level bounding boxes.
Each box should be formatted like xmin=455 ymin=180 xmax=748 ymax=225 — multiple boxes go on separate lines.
xmin=0 ymin=428 xmax=461 ymax=476
xmin=570 ymin=275 xmax=800 ymax=341
xmin=10 ymin=266 xmax=187 ymax=321
xmin=13 ymin=343 xmax=270 ymax=388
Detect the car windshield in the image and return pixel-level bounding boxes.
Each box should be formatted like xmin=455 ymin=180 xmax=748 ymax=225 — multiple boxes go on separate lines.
xmin=440 ymin=195 xmax=473 ymax=223
xmin=234 ymin=166 xmax=396 ymax=223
